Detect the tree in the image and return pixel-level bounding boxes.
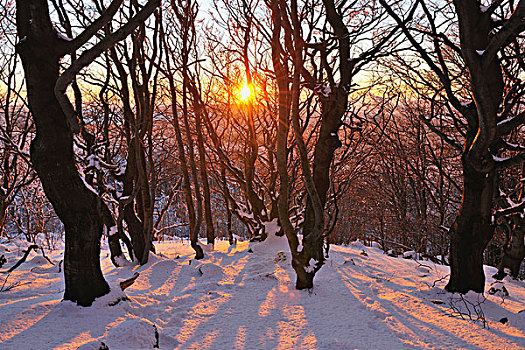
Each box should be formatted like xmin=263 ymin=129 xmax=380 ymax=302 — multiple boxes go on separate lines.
xmin=270 ymin=0 xmax=404 ymax=289
xmin=381 ymin=0 xmax=525 ymax=292
xmin=15 ymin=0 xmax=159 ymax=306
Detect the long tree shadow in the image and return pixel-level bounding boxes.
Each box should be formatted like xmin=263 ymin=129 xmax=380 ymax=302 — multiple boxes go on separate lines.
xmin=332 ymin=248 xmax=525 ymax=350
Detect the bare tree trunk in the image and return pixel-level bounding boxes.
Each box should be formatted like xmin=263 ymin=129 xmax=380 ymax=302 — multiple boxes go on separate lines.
xmin=0 ymin=197 xmax=8 ymax=238
xmin=16 ymin=0 xmax=158 ymax=304
xmin=221 ymin=167 xmax=235 ymax=245
xmin=444 ymin=0 xmax=521 ymax=293
xmin=494 ymin=220 xmax=525 ymax=279
xmin=169 ymin=82 xmax=203 ymax=259
xmin=16 ymin=0 xmax=110 ymax=306
xmin=195 ymin=106 xmax=215 ymax=246
xmin=446 ymin=165 xmax=495 ymax=292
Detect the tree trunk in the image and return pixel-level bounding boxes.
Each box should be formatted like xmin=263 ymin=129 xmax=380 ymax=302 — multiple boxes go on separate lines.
xmin=121 ymin=142 xmax=147 ymax=262
xmin=292 ymin=254 xmax=315 ymax=289
xmin=446 ymin=164 xmax=495 ymax=293
xmin=221 ymin=167 xmax=235 ymax=245
xmin=16 ymin=0 xmax=109 ymax=306
xmin=0 ymin=197 xmax=8 ymax=237
xmin=196 ymin=117 xmax=215 ymax=246
xmin=494 ymin=220 xmax=525 ymax=279
xmin=166 ymin=71 xmax=203 ymax=259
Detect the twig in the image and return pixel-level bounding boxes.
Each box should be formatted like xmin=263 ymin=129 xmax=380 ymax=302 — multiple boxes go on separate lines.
xmin=432 ymin=274 xmax=449 ymax=288
xmin=4 ymin=244 xmax=39 ymax=273
xmin=0 ymin=274 xmax=29 ymax=292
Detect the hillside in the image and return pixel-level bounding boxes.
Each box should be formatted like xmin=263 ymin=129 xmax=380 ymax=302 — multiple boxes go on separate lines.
xmin=0 ymin=235 xmax=524 ymax=349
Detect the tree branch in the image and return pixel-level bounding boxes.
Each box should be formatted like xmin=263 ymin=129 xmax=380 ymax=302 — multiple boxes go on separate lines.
xmin=64 ymin=0 xmax=124 ymax=54
xmin=55 ymin=0 xmax=160 ymax=133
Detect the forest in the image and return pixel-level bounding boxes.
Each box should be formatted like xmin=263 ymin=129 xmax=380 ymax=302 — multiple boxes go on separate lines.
xmin=0 ymin=0 xmax=525 ymax=348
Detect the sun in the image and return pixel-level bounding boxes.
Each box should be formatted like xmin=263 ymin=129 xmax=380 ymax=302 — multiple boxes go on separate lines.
xmin=238 ymin=83 xmax=253 ymax=102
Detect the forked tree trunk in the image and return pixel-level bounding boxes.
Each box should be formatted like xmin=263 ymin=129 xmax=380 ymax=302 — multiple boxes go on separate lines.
xmin=16 ymin=0 xmax=109 ymax=306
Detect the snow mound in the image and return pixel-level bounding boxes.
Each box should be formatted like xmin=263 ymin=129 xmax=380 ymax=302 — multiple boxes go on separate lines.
xmin=31 ymin=264 xmax=60 ymax=274
xmin=180 ymin=261 xmax=225 ymax=280
xmin=113 ymin=255 xmax=133 ymax=267
xmin=200 ymin=243 xmax=214 ymax=253
xmin=348 ymin=239 xmax=365 ymax=249
xmin=196 ymin=262 xmax=224 ymax=278
xmin=403 ymin=250 xmax=417 ymax=259
xmin=27 ymin=255 xmax=50 ymax=266
xmin=105 ymin=318 xmax=158 ymax=349
xmin=252 ymin=219 xmax=288 ymax=253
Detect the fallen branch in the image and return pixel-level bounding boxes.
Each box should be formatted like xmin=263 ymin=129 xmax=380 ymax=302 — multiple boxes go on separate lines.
xmin=3 ymin=244 xmax=54 ymax=274
xmin=120 ymin=272 xmax=139 ymax=291
xmin=4 ymin=245 xmax=39 ymax=273
xmin=0 ymin=274 xmax=29 ymax=292
xmin=39 ymin=246 xmax=55 ymax=265
xmin=432 ymin=274 xmax=450 ymax=288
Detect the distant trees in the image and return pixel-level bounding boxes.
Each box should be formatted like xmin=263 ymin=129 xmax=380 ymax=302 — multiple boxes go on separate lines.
xmin=0 ymin=55 xmax=35 ymax=238
xmin=0 ymin=3 xmax=36 ymax=239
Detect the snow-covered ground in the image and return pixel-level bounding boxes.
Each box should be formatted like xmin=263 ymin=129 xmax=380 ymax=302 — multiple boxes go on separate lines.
xmin=0 ymin=234 xmax=524 ymax=349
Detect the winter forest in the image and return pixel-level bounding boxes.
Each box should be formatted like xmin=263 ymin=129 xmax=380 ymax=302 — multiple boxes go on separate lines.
xmin=0 ymin=0 xmax=525 ymax=348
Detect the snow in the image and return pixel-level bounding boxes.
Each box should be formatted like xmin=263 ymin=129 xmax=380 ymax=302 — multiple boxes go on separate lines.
xmin=109 ymin=226 xmax=118 ymax=236
xmin=304 ymin=258 xmax=317 ymax=273
xmin=317 ymin=84 xmax=331 ymax=97
xmin=57 ymin=32 xmax=73 ymax=41
xmin=403 ymin=250 xmax=417 ymax=259
xmin=262 ymin=218 xmax=281 ymax=236
xmin=0 ymin=239 xmax=524 ymax=349
xmin=81 ymin=175 xmax=98 ymax=195
xmin=493 ymin=155 xmax=509 ymax=162
xmin=86 ymin=154 xmax=101 ymax=170
xmin=237 ymin=211 xmax=254 ymax=220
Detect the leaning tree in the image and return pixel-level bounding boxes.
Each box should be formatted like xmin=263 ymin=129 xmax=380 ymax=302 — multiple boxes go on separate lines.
xmin=15 ymin=0 xmax=159 ymax=306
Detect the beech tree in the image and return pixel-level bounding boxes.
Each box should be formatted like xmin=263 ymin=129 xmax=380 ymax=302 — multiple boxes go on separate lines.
xmin=15 ymin=0 xmax=159 ymax=306
xmin=204 ymin=0 xmax=280 ymax=241
xmin=380 ymin=0 xmax=525 ymax=292
xmin=269 ymin=0 xmax=405 ymax=288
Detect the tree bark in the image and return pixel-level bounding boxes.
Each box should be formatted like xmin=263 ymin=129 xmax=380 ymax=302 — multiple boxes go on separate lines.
xmin=15 ymin=0 xmax=109 ymax=306
xmin=16 ymin=0 xmax=159 ymax=304
xmin=446 ymin=163 xmax=495 ymax=292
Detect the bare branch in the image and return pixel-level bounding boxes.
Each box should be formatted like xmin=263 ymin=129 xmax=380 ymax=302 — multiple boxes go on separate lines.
xmin=55 ymin=0 xmax=160 ymax=133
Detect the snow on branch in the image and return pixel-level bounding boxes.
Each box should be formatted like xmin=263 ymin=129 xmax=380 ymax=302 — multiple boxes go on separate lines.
xmin=496 ymin=111 xmax=525 ymax=137
xmin=494 ymin=199 xmax=525 ymax=219
xmin=493 ymin=152 xmax=525 ymax=169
